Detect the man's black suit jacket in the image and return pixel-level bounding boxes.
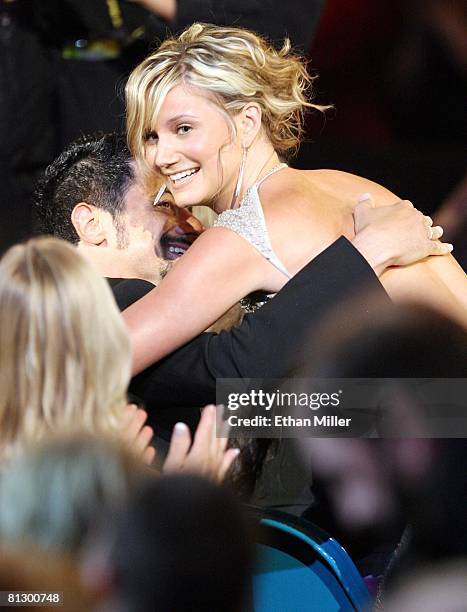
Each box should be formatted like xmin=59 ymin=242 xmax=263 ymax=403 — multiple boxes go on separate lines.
xmin=111 ymin=238 xmax=390 ymax=432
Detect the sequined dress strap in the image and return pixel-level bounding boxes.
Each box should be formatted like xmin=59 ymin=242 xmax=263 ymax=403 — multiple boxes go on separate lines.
xmin=214 ymin=164 xmax=292 ymax=279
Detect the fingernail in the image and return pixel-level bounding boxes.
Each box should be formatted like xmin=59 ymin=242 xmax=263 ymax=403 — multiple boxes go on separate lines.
xmin=174 ymin=422 xmax=187 ymax=434
xmin=358 ymin=192 xmax=372 ymax=203
xmin=447 ymin=244 xmax=453 ymax=252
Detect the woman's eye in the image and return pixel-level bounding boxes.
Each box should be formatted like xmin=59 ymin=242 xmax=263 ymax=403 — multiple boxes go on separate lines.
xmin=177 ymin=125 xmax=192 ymax=135
xmin=144 ymin=130 xmax=158 ymax=143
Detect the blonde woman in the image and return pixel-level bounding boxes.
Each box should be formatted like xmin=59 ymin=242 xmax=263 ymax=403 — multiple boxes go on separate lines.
xmin=0 ymin=238 xmax=129 ymax=462
xmin=122 ymin=23 xmax=466 ymax=373
xmin=0 ymin=237 xmax=237 ymax=477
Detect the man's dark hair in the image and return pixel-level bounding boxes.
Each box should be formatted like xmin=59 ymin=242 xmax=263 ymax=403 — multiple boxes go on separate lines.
xmin=34 ymin=132 xmax=135 ymax=244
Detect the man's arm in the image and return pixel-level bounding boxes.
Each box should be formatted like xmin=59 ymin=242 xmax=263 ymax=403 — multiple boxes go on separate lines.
xmin=127 ymin=237 xmax=388 ymax=412
xmin=112 ymin=278 xmax=155 ymax=311
xmin=124 ymin=196 xmax=449 ymax=427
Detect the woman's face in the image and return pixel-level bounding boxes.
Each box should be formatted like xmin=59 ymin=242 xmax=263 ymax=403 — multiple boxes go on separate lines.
xmin=144 ymin=85 xmax=241 ymax=211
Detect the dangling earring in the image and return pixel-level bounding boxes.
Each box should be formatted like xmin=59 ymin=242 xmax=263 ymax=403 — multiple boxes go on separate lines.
xmin=153 ymin=183 xmax=167 ymax=206
xmin=234 ymin=146 xmax=248 ymax=202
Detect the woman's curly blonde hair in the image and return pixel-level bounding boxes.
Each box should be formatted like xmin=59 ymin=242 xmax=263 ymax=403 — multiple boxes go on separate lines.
xmin=126 ymin=23 xmax=325 ymax=174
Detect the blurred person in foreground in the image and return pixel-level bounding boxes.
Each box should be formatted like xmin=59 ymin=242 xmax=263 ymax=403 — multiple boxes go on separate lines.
xmin=293 ymin=301 xmax=467 ymax=597
xmin=84 ymin=473 xmax=253 ymax=612
xmin=0 ymin=236 xmax=237 ymax=476
xmin=380 ymin=560 xmax=467 ymax=612
xmin=0 ymin=435 xmax=149 ymax=556
xmin=0 ymin=434 xmax=244 ymax=608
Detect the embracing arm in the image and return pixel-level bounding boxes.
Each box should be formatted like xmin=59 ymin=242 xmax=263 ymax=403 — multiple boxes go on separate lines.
xmin=129 ymin=237 xmax=390 ymax=410
xmin=123 ymin=226 xmax=275 ymax=375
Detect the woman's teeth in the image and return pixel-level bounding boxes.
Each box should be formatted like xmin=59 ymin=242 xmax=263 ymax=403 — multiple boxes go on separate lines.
xmin=170 ymin=168 xmax=199 ymax=183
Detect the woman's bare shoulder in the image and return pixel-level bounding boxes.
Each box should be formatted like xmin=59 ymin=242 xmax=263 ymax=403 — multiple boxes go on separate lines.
xmin=261 ymin=168 xmax=399 ymax=209
xmin=303 ymin=169 xmax=399 ymax=206
xmin=260 ymin=168 xmax=337 ymax=224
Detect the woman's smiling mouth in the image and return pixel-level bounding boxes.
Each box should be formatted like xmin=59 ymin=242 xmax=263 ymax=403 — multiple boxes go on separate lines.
xmin=168 ymin=167 xmax=200 ymax=186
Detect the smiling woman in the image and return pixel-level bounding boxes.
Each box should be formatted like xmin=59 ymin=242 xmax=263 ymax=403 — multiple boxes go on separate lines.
xmin=142 ymin=89 xmax=240 ymax=211
xmin=123 ymin=23 xmax=466 ymax=375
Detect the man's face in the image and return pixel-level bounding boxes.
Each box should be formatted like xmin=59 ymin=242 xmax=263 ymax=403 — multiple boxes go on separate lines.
xmin=108 ymin=178 xmax=202 ymax=281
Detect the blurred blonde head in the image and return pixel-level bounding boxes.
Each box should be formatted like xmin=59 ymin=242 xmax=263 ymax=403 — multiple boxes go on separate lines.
xmin=0 ymin=434 xmax=147 ymax=554
xmin=126 ymin=23 xmax=324 ymax=176
xmin=0 ymin=237 xmax=131 ymax=463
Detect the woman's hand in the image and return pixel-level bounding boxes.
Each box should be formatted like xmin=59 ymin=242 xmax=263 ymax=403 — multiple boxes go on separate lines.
xmin=352 ymin=195 xmax=452 ymax=276
xmin=162 ymin=405 xmax=239 ymax=482
xmin=120 ymin=403 xmax=156 ymax=466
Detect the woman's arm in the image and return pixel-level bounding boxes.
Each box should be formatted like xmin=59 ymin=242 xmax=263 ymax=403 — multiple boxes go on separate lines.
xmin=352 ymin=180 xmax=467 ymax=325
xmin=381 ymin=256 xmax=467 ymax=327
xmin=123 ymin=226 xmax=277 ymax=375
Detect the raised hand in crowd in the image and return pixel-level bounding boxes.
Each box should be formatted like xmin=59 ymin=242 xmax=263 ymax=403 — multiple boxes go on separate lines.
xmin=120 ymin=403 xmax=156 ymax=466
xmin=163 ymin=405 xmax=239 ymax=481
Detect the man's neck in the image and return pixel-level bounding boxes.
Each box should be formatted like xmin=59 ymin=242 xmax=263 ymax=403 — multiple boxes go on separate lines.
xmin=76 ymin=243 xmax=161 ymax=285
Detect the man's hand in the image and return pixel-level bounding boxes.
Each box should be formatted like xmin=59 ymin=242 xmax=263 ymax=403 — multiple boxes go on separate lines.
xmin=120 ymin=403 xmax=156 ymax=465
xmin=352 ymin=194 xmax=452 ymax=276
xmin=163 ymin=405 xmax=239 ymax=481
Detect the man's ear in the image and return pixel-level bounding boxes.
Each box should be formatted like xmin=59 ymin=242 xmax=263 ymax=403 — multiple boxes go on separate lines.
xmin=240 ymin=102 xmax=262 ymax=148
xmin=71 ymin=203 xmax=106 ymax=245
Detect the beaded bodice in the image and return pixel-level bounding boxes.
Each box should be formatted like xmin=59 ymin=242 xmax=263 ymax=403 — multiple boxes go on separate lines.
xmin=214 ymin=164 xmax=291 ymax=280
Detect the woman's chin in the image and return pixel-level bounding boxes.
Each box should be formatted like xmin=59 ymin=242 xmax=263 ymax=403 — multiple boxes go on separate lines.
xmin=174 ymin=189 xmax=213 ymax=209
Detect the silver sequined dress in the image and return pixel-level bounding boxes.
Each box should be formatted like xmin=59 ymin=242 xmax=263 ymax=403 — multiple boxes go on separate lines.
xmin=214 ymin=164 xmax=291 ymax=312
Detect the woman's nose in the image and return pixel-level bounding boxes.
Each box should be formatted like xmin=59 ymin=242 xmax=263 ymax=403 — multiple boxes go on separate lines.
xmin=154 ymin=136 xmax=179 ymax=170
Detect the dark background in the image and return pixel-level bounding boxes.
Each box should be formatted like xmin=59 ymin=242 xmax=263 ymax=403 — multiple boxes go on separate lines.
xmin=1 ymin=0 xmax=465 ymax=263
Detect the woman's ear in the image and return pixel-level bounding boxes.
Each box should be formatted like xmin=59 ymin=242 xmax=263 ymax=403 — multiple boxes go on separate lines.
xmin=71 ymin=203 xmax=106 ymax=245
xmin=240 ymin=103 xmax=262 ymax=148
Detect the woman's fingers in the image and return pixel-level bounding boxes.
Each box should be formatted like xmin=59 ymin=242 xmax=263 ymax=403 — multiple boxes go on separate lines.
xmin=162 ymin=405 xmax=239 ymax=481
xmin=202 ymin=405 xmax=231 ymax=477
xmin=163 ymin=422 xmax=192 ymax=473
xmin=142 ymin=445 xmax=157 ymax=466
xmin=119 ymin=404 xmax=156 ymax=464
xmin=193 ymin=404 xmax=216 ymax=445
xmin=121 ymin=404 xmax=148 ymax=442
xmin=218 ymin=448 xmax=240 ymax=481
xmin=133 ymin=425 xmax=154 ymax=454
